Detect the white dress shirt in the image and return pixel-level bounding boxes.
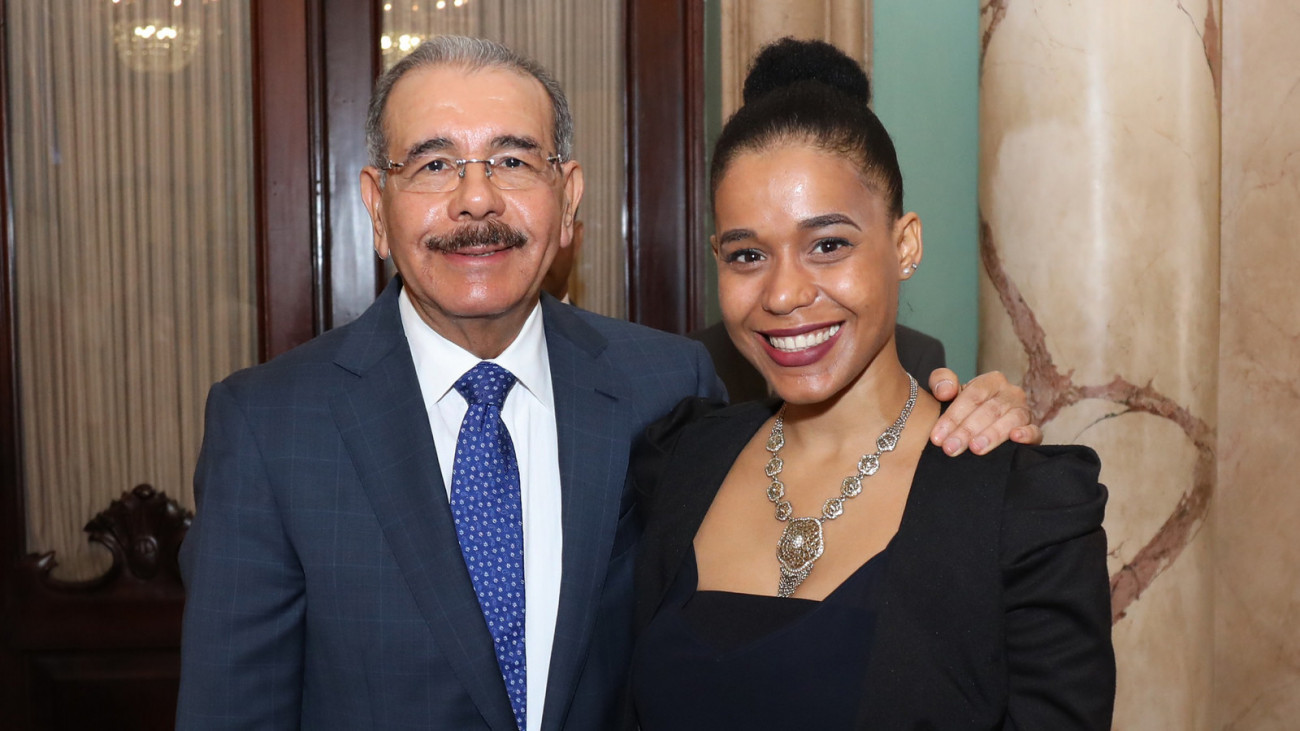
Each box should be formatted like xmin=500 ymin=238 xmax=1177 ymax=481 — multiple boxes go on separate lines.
xmin=399 ymin=289 xmax=563 ymax=731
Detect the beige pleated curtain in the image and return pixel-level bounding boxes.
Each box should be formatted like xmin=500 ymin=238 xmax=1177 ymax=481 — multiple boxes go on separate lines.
xmin=7 ymin=0 xmax=256 ymax=580
xmin=380 ymin=0 xmax=627 ymax=317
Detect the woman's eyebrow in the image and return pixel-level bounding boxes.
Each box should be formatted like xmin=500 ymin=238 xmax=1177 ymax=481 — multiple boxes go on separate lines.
xmin=799 ymin=213 xmax=860 ymax=231
xmin=717 ymin=228 xmax=756 ymax=246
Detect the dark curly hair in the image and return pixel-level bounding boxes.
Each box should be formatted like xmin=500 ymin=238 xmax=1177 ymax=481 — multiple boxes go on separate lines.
xmin=710 ymin=37 xmax=904 ymax=219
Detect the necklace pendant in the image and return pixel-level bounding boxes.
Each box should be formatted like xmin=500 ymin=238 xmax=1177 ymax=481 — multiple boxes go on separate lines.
xmin=778 ymin=563 xmax=814 ymax=598
xmin=776 ymin=517 xmax=824 ymax=598
xmin=764 ymin=376 xmax=917 ymax=600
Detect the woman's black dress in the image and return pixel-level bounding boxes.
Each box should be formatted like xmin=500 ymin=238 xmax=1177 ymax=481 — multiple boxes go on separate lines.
xmin=632 ymin=544 xmax=890 ymax=730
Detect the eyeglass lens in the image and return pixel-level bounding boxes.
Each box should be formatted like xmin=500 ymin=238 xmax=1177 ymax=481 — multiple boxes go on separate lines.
xmin=391 ymin=151 xmax=556 ymax=192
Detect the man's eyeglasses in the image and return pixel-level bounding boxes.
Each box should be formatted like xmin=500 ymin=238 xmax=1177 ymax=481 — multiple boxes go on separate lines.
xmin=382 ymin=149 xmax=562 ymax=193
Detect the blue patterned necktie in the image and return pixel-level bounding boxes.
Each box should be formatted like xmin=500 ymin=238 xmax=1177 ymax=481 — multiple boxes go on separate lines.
xmin=451 ymin=361 xmax=526 ymax=730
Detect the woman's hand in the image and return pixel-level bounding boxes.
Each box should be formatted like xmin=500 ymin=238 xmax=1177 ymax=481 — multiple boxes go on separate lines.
xmin=928 ymin=369 xmax=1041 ymax=455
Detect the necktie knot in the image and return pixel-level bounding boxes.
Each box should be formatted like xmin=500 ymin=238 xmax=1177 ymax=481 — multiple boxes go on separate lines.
xmin=454 ymin=361 xmax=517 ymax=409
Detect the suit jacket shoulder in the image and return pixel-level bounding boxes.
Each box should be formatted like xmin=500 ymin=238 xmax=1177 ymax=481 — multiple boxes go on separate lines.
xmin=895 ymin=323 xmax=946 ymax=381
xmin=860 ymin=441 xmax=1114 ymax=728
xmin=216 ymin=280 xmax=406 ymax=409
xmin=540 ymin=295 xmax=726 ymax=416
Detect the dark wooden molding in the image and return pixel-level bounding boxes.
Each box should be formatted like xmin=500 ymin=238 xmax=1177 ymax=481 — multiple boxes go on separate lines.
xmin=0 ymin=0 xmax=30 ymax=719
xmin=322 ymin=0 xmax=385 ymax=329
xmin=625 ymin=0 xmax=708 ymax=334
xmin=0 ymin=0 xmax=22 ymax=566
xmin=682 ymin=0 xmax=710 ymax=333
xmin=253 ymin=0 xmax=321 ymax=360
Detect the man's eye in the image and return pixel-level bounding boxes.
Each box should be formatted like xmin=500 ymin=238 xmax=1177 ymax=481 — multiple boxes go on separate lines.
xmin=421 ymin=158 xmax=454 ymax=173
xmin=496 ymin=156 xmax=528 ymax=170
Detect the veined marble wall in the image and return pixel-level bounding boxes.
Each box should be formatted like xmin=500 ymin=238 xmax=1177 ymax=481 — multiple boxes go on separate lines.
xmin=1214 ymin=2 xmax=1300 ymax=728
xmin=979 ymin=1 xmax=1221 ymax=728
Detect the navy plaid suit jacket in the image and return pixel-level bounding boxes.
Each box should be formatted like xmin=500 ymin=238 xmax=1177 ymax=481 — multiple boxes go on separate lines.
xmin=177 ymin=277 xmax=723 ymax=730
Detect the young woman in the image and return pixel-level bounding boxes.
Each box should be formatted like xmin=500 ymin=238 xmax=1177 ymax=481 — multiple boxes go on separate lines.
xmin=630 ymin=39 xmax=1115 ymax=729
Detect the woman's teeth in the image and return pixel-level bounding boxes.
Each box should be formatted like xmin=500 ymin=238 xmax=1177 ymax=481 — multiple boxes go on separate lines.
xmin=767 ymin=324 xmax=840 ymax=352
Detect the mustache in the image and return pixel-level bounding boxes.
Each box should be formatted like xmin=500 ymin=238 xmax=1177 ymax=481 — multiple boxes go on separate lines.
xmin=424 ymin=221 xmax=528 ymax=253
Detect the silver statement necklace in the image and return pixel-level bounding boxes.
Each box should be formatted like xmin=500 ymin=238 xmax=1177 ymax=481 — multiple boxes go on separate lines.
xmin=764 ymin=374 xmax=918 ymax=598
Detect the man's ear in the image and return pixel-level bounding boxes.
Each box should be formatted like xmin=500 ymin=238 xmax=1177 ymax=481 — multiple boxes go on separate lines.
xmin=571 ymin=219 xmax=585 ymax=257
xmin=360 ymin=166 xmax=390 ymax=260
xmin=559 ymin=160 xmax=586 ymax=248
xmin=895 ymin=211 xmax=923 ymax=279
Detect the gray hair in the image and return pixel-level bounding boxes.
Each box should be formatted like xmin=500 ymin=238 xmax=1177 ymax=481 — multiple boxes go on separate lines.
xmin=365 ymin=35 xmax=574 ymax=171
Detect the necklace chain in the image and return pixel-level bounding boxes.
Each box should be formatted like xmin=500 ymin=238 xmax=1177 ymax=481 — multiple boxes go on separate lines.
xmin=764 ymin=374 xmax=918 ymax=598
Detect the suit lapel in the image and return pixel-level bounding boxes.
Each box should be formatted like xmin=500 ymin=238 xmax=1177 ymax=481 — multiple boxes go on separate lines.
xmin=537 ymin=298 xmax=631 ymax=731
xmin=329 ymin=279 xmax=518 ymax=731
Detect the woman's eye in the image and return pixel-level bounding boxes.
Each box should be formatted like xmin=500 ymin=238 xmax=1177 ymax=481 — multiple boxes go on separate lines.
xmin=724 ymin=249 xmax=764 ymax=264
xmin=813 ymin=238 xmax=850 ymax=255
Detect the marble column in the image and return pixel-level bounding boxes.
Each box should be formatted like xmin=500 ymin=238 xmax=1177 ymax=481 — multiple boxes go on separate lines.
xmin=978 ymin=1 xmax=1221 ymax=728
xmin=720 ymin=0 xmax=872 ymax=118
xmin=1213 ymin=1 xmax=1300 ymax=727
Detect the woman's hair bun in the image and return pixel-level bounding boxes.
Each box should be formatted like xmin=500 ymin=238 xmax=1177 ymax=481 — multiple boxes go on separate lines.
xmin=741 ymin=37 xmax=871 ymax=107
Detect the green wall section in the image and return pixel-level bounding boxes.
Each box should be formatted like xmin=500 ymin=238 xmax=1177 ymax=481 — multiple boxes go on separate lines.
xmin=871 ymin=1 xmax=981 ymax=380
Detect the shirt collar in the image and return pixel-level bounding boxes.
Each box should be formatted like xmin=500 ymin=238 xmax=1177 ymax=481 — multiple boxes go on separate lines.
xmin=399 ymin=286 xmax=553 ymax=412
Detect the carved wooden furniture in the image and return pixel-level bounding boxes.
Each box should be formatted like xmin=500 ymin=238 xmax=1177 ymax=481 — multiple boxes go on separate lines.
xmin=6 ymin=486 xmax=190 ymax=730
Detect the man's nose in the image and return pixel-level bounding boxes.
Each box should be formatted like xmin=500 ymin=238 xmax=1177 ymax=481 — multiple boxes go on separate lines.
xmin=446 ymin=162 xmax=505 ymax=219
xmin=762 ymin=256 xmax=817 ymax=315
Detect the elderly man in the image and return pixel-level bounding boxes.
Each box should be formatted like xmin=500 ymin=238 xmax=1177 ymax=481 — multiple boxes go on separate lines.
xmin=177 ymin=36 xmax=1035 ymax=730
